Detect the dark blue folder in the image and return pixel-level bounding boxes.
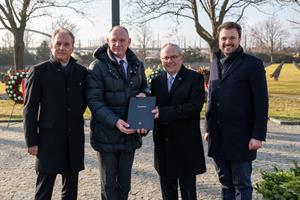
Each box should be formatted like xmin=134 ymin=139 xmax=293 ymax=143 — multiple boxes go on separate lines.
xmin=127 ymin=97 xmax=156 ymax=130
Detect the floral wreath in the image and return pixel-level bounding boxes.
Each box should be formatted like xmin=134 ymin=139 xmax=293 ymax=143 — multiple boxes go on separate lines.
xmin=146 ymin=65 xmax=165 ymax=85
xmin=196 ymin=67 xmax=210 ymax=91
xmin=5 ymin=70 xmax=29 ymax=104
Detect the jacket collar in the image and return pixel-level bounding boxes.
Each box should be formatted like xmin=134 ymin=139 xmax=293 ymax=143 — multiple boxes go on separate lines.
xmin=93 ymin=44 xmax=141 ymax=81
xmin=49 ymin=56 xmax=76 ymax=68
xmin=218 ymin=46 xmax=243 ymax=66
xmin=93 ymin=43 xmax=139 ymax=65
xmin=214 ymin=46 xmax=244 ymax=83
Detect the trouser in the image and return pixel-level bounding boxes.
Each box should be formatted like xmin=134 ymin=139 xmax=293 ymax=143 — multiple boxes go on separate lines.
xmin=97 ymin=151 xmax=135 ymax=200
xmin=159 ymin=175 xmax=197 ymax=200
xmin=35 ymin=171 xmax=79 ymax=200
xmin=213 ymin=159 xmax=253 ymax=200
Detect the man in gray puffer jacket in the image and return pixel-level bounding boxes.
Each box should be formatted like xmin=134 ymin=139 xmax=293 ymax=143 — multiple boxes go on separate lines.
xmin=86 ymin=26 xmax=150 ymax=200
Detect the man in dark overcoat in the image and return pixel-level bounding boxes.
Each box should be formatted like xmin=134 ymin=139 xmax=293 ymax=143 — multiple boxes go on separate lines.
xmin=204 ymin=22 xmax=269 ymax=200
xmin=23 ymin=28 xmax=87 ymax=200
xmin=86 ymin=26 xmax=150 ymax=200
xmin=151 ymin=43 xmax=206 ymax=200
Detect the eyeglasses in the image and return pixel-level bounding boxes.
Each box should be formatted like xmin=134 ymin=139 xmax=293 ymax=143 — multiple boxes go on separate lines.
xmin=161 ymin=55 xmax=181 ymax=61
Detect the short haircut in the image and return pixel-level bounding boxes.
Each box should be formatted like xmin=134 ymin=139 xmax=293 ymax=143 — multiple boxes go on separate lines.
xmin=217 ymin=22 xmax=242 ymax=38
xmin=160 ymin=43 xmax=183 ymax=56
xmin=108 ymin=25 xmax=129 ymax=37
xmin=51 ymin=27 xmax=75 ymax=45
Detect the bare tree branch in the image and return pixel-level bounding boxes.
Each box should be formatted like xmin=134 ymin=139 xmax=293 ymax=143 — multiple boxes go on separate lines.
xmin=0 ymin=0 xmax=94 ymax=69
xmin=250 ymin=16 xmax=289 ymax=63
xmin=126 ymin=0 xmax=268 ymax=59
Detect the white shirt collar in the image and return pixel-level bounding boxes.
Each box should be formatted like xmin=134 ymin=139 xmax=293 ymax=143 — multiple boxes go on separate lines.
xmin=167 ymin=73 xmax=177 ymax=79
xmin=114 ymin=56 xmax=128 ymax=65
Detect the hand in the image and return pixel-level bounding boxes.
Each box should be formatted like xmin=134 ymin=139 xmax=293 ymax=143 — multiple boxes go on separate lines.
xmin=248 ymin=138 xmax=262 ymax=150
xmin=136 ymin=128 xmax=148 ymax=134
xmin=116 ymin=119 xmax=135 ymax=134
xmin=204 ymin=132 xmax=209 ymax=142
xmin=28 ymin=146 xmax=38 ymax=156
xmin=136 ymin=92 xmax=146 ymax=97
xmin=152 ymin=106 xmax=159 ymax=119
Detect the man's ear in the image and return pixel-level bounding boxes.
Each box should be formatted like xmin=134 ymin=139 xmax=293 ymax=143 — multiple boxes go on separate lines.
xmin=128 ymin=38 xmax=131 ymax=46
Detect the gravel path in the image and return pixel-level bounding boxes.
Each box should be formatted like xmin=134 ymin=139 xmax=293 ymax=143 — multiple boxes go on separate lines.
xmin=0 ymin=121 xmax=299 ymax=200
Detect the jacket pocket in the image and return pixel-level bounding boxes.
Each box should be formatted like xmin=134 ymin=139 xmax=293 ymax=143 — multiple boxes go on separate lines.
xmin=38 ymin=121 xmax=54 ymax=129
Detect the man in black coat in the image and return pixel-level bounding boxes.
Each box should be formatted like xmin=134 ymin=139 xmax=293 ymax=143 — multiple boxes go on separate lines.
xmin=204 ymin=22 xmax=269 ymax=200
xmin=23 ymin=28 xmax=87 ymax=200
xmin=151 ymin=43 xmax=206 ymax=200
xmin=86 ymin=26 xmax=149 ymax=200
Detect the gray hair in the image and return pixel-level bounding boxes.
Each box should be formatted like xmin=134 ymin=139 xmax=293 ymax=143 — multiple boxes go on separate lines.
xmin=51 ymin=27 xmax=75 ymax=45
xmin=160 ymin=43 xmax=183 ymax=56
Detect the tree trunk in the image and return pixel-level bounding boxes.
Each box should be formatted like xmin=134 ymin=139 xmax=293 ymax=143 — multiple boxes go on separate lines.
xmin=13 ymin=31 xmax=25 ymax=70
xmin=208 ymin=38 xmax=219 ymax=62
xmin=270 ymin=54 xmax=273 ymax=63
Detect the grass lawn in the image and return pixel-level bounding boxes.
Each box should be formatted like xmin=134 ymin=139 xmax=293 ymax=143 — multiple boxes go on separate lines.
xmin=269 ymin=96 xmax=300 ymax=120
xmin=0 ymin=63 xmax=299 ymax=121
xmin=265 ymin=63 xmax=300 ymax=120
xmin=266 ymin=63 xmax=300 ymax=95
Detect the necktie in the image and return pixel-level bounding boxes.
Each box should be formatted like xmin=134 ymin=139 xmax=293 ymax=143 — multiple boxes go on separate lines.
xmin=168 ymin=75 xmax=174 ymax=92
xmin=119 ymin=60 xmax=126 ymax=79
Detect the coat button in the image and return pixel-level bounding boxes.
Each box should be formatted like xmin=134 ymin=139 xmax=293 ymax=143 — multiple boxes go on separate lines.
xmin=217 ymin=85 xmax=221 ymax=89
xmin=66 ymin=88 xmax=70 ymax=92
xmin=217 ymin=120 xmax=220 ymax=124
xmin=217 ymin=103 xmax=220 ymax=107
xmin=68 ymin=128 xmax=72 ymax=132
xmin=67 ymin=108 xmax=71 ymax=112
xmin=165 ymin=138 xmax=169 ymax=142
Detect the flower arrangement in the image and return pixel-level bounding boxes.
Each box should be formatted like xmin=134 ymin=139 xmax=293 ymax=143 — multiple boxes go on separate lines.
xmin=196 ymin=66 xmax=210 ymax=90
xmin=146 ymin=65 xmax=165 ymax=85
xmin=5 ymin=70 xmax=29 ymax=104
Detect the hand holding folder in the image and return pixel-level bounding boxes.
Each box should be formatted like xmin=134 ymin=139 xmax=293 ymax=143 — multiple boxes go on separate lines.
xmin=127 ymin=97 xmax=156 ymax=130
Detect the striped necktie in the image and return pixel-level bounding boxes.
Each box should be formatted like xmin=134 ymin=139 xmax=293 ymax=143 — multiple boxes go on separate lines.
xmin=168 ymin=75 xmax=174 ymax=92
xmin=119 ymin=60 xmax=126 ymax=79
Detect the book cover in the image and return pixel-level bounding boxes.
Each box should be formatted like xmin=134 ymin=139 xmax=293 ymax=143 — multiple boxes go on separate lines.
xmin=127 ymin=97 xmax=156 ymax=130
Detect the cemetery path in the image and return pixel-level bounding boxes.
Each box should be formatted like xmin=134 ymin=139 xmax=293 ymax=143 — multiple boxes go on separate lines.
xmin=0 ymin=121 xmax=299 ymax=200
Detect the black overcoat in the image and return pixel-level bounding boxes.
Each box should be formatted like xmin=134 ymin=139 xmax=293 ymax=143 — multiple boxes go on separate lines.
xmin=205 ymin=49 xmax=268 ymax=161
xmin=23 ymin=57 xmax=87 ymax=174
xmin=151 ymin=66 xmax=206 ymax=178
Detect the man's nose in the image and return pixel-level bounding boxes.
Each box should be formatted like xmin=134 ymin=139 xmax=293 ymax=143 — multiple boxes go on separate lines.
xmin=225 ymin=39 xmax=232 ymax=44
xmin=59 ymin=45 xmax=65 ymax=50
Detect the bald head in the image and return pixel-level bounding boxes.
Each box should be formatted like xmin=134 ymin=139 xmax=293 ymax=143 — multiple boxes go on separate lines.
xmin=108 ymin=26 xmax=129 ymax=37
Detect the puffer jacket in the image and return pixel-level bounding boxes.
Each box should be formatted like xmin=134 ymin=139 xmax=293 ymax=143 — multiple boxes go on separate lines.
xmin=86 ymin=44 xmax=150 ymax=152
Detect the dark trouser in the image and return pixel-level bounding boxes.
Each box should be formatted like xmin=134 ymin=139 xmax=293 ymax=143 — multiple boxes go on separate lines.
xmin=35 ymin=171 xmax=78 ymax=200
xmin=213 ymin=159 xmax=253 ymax=200
xmin=97 ymin=151 xmax=135 ymax=200
xmin=159 ymin=175 xmax=197 ymax=200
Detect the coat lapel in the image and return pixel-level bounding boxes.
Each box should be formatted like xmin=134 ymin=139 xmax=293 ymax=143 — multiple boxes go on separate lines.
xmin=168 ymin=66 xmax=186 ymax=100
xmin=219 ymin=55 xmax=243 ymax=84
xmin=159 ymin=72 xmax=169 ymax=101
xmin=127 ymin=61 xmax=139 ymax=82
